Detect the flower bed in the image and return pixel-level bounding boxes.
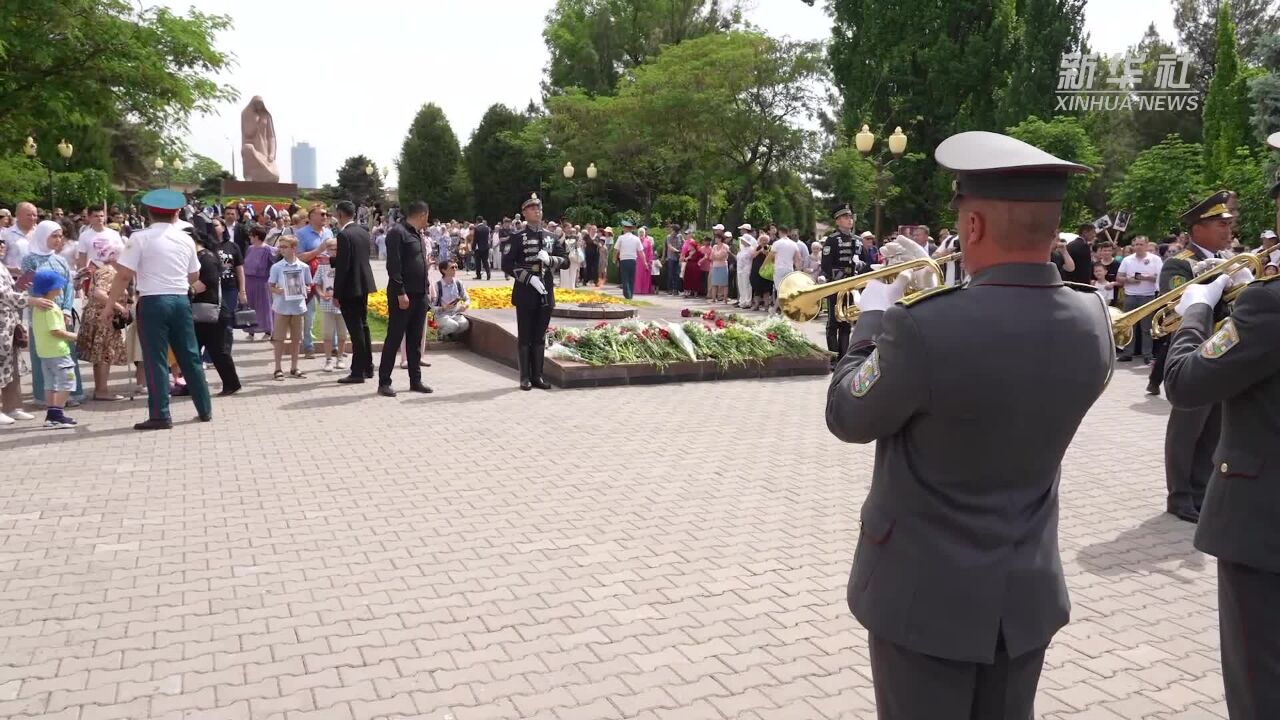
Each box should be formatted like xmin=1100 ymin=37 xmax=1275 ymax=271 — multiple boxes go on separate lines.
xmin=546 ymin=313 xmax=826 ymax=368
xmin=368 ymin=288 xmax=631 ymax=317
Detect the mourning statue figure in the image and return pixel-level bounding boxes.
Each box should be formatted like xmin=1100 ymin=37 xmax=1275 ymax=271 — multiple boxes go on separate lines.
xmin=241 ymin=96 xmax=279 ymax=182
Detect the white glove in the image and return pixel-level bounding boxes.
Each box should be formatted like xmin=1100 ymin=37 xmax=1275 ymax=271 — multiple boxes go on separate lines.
xmin=529 ymin=276 xmax=547 ymax=295
xmin=536 ymin=250 xmax=550 ymax=265
xmin=882 ymin=236 xmax=929 ymax=266
xmin=857 ymin=273 xmax=912 ymax=313
xmin=1192 ymin=258 xmax=1224 ymax=275
xmin=1174 ymin=275 xmax=1230 ymax=316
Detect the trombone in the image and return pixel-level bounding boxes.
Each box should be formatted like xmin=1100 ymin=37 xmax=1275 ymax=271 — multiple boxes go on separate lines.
xmin=1108 ymin=251 xmax=1262 ymax=346
xmin=777 ymin=253 xmax=958 ymax=323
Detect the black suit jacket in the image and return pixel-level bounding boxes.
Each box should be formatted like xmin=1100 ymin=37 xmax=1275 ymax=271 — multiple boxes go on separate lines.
xmin=385 ymin=221 xmax=428 ymax=296
xmin=334 ymin=222 xmax=375 ymax=299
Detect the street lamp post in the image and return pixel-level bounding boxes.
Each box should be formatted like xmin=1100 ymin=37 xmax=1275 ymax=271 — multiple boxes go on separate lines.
xmin=562 ymin=161 xmax=599 ymax=214
xmin=24 ymin=137 xmax=74 ymax=211
xmin=855 ymin=124 xmax=907 ymax=242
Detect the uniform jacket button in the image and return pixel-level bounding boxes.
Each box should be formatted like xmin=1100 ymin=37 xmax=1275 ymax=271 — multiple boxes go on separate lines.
xmin=1220 ymin=462 xmax=1230 ymax=473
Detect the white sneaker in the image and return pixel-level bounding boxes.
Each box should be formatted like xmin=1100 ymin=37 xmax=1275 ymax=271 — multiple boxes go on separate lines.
xmin=0 ymin=413 xmax=13 ymax=426
xmin=334 ymin=356 xmax=347 ymax=371
xmin=10 ymin=410 xmax=34 ymax=421
xmin=322 ymin=358 xmax=334 ymax=373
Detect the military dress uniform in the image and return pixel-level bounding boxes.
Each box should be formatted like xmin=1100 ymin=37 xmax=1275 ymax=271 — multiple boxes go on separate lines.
xmin=501 ymin=194 xmax=569 ymax=390
xmin=826 ymin=132 xmax=1114 ymax=720
xmin=1159 ymin=192 xmax=1236 ymax=523
xmin=1164 ymin=272 xmax=1280 ymax=718
xmin=820 ymin=204 xmax=869 ymax=361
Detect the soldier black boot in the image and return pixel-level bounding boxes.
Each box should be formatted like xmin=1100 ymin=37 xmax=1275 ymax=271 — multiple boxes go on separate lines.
xmin=517 ymin=343 xmax=532 ymax=391
xmin=531 ymin=343 xmax=552 ymax=390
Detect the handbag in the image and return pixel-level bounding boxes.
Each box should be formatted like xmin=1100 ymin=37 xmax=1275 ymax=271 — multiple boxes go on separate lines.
xmin=191 ymin=302 xmax=221 ymax=324
xmin=12 ymin=324 xmax=28 ymax=349
xmin=760 ymin=259 xmax=776 ymax=280
xmin=650 ymin=259 xmax=662 ymax=275
xmin=234 ymin=306 xmax=257 ymax=328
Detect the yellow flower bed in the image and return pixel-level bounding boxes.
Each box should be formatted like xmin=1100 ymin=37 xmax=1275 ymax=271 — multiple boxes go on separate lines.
xmin=367 ymin=287 xmax=627 ymax=318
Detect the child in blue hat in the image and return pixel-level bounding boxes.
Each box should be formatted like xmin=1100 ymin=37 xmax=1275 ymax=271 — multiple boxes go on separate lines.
xmin=30 ymin=269 xmax=78 ymax=428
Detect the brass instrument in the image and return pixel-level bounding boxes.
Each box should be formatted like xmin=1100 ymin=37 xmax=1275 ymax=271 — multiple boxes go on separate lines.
xmin=1109 ymin=252 xmax=1262 ymax=346
xmin=778 ymin=256 xmax=948 ymax=323
xmin=1149 ymin=250 xmax=1265 ymax=339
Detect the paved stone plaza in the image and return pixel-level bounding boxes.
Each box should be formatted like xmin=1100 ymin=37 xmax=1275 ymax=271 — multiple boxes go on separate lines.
xmin=0 ymin=336 xmax=1226 ymax=719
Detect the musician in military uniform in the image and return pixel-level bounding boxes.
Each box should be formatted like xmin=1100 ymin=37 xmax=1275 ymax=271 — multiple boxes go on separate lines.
xmin=820 ymin=204 xmax=869 ymax=362
xmin=1163 ymin=250 xmax=1277 ymax=718
xmin=1157 ymin=191 xmax=1236 ymax=523
xmin=826 ymin=131 xmax=1114 ymax=719
xmin=502 ymin=193 xmax=569 ymax=391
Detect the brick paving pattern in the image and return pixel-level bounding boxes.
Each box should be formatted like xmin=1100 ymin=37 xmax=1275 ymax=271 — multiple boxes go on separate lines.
xmin=0 ymin=340 xmax=1224 ymax=719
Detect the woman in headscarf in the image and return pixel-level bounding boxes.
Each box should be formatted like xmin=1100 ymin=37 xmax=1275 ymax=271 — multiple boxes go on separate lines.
xmin=21 ymin=221 xmax=84 ymax=404
xmin=78 ymin=232 xmax=129 ymax=400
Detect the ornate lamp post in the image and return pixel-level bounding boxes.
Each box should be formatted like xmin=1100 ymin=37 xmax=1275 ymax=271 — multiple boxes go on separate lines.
xmin=24 ymin=136 xmax=74 ymax=211
xmin=855 ymin=124 xmax=907 ymax=241
xmin=562 ymin=161 xmax=599 ymax=214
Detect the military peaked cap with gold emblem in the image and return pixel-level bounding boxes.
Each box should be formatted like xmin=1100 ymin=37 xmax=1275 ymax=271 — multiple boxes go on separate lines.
xmin=521 ymin=192 xmax=542 ymax=210
xmin=833 ymin=203 xmax=854 ymax=220
xmin=1179 ymin=190 xmax=1234 ymax=226
xmin=935 ymin=131 xmax=1091 ymax=208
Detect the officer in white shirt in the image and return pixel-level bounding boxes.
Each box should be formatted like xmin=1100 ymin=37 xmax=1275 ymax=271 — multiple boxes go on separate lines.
xmin=104 ymin=189 xmax=212 ymax=431
xmin=74 ymin=208 xmax=123 ymax=270
xmin=613 ymin=220 xmax=643 ymax=299
xmin=1116 ymin=235 xmax=1162 ymax=363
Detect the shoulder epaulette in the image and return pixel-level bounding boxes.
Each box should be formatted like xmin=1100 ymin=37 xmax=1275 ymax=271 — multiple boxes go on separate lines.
xmin=898 ymin=283 xmax=962 ymax=308
xmin=1063 ymin=281 xmax=1099 ymax=293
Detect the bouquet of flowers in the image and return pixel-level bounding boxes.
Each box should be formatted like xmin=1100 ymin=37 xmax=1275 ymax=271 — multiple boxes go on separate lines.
xmin=547 ymin=315 xmax=824 ymax=368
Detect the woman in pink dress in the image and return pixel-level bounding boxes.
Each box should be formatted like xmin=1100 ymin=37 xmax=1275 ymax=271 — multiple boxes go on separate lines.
xmin=633 ymin=227 xmax=655 ymax=295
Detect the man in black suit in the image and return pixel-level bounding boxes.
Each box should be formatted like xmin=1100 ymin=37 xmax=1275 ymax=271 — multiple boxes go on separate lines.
xmin=333 ymin=201 xmax=376 ymax=385
xmin=472 ymin=216 xmax=492 ymax=280
xmin=377 ymin=201 xmax=432 ymax=397
xmin=1059 ymin=222 xmax=1095 ymax=284
xmin=222 ymin=206 xmax=250 ymax=257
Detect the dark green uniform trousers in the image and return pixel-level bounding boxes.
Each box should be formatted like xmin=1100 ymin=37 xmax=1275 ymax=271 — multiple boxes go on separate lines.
xmin=137 ymin=295 xmax=211 ymax=421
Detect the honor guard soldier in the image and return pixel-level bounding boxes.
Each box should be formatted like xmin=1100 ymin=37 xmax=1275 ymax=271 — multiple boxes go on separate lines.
xmin=820 ymin=203 xmax=869 ymax=362
xmin=1158 ymin=191 xmax=1236 ymax=523
xmin=502 ymin=193 xmax=569 ymax=390
xmin=826 ymin=131 xmax=1113 ymax=720
xmin=1163 ymin=241 xmax=1276 ymax=718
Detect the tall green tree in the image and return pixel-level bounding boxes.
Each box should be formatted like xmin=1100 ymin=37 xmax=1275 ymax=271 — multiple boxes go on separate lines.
xmin=542 ymin=0 xmax=739 ymax=96
xmin=398 ymin=104 xmax=465 ymax=219
xmin=999 ymin=0 xmax=1088 ymax=126
xmin=1203 ymin=0 xmax=1254 ymax=182
xmin=0 ymin=0 xmax=233 ymax=154
xmin=463 ymin=105 xmax=543 ymax=221
xmin=167 ymin=154 xmax=225 ymax=188
xmin=830 ymin=0 xmax=1019 ymax=224
xmin=1005 ymin=116 xmax=1101 ymax=225
xmin=1250 ymin=35 xmax=1280 ymax=142
xmin=1108 ymin=136 xmax=1209 ymax=238
xmin=334 ymin=155 xmax=385 ymax=207
xmin=1174 ymin=0 xmax=1280 ymax=90
xmin=1218 ymin=147 xmax=1269 ymax=243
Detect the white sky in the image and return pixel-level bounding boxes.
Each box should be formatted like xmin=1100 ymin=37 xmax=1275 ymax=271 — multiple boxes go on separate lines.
xmin=162 ymin=0 xmax=1177 ymax=187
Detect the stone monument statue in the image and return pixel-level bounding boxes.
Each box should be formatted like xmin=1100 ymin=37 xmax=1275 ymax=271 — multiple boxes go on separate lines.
xmin=240 ymin=96 xmax=279 ymax=182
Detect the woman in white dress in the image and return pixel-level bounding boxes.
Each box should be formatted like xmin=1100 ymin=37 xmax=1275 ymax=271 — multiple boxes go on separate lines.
xmin=561 ymin=233 xmax=583 ymax=289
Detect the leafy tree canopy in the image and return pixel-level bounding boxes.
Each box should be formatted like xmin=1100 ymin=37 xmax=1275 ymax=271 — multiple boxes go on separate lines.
xmin=335 ymin=155 xmax=386 ymax=208
xmin=398 ymin=104 xmax=466 ymax=219
xmin=1174 ymin=0 xmax=1280 ymax=89
xmin=1005 ymin=116 xmax=1101 ymax=225
xmin=1108 ymin=136 xmax=1209 ymax=238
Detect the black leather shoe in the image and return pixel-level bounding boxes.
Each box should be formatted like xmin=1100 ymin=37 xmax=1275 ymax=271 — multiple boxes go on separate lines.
xmin=377 ymin=385 xmax=397 ymax=397
xmin=1146 ymin=383 xmax=1160 ymax=396
xmin=520 ymin=380 xmax=532 ymax=391
xmin=197 ymin=414 xmax=212 ymax=422
xmin=1117 ymin=356 xmax=1134 ymax=362
xmin=365 ymin=369 xmax=375 ymax=379
xmin=217 ymin=386 xmax=241 ymax=397
xmin=337 ymin=376 xmax=364 ymax=385
xmin=408 ymin=383 xmax=434 ymax=394
xmin=1169 ymin=506 xmax=1200 ymax=523
xmin=531 ymin=377 xmax=552 ymax=390
xmin=134 ymin=418 xmax=173 ymax=431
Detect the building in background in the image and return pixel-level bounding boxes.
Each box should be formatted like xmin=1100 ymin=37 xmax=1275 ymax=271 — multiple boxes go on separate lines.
xmin=291 ymin=142 xmax=317 ymax=189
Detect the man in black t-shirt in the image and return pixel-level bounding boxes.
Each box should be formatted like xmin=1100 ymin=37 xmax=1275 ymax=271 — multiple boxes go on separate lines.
xmin=217 ymin=234 xmax=246 ymax=351
xmin=1060 ymin=222 xmax=1095 ymax=284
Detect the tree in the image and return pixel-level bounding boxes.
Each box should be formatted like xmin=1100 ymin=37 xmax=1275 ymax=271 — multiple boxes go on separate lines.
xmin=197 ymin=171 xmax=233 ymax=200
xmin=542 ymin=0 xmax=739 ymax=96
xmin=0 ymin=155 xmax=47 ymax=204
xmin=1108 ymin=136 xmax=1209 ymax=238
xmin=999 ymin=0 xmax=1088 ymax=126
xmin=1203 ymin=1 xmax=1254 ymax=183
xmin=463 ymin=105 xmax=543 ymax=221
xmin=1174 ymin=0 xmax=1280 ymax=90
xmin=0 ymin=0 xmax=234 ymax=154
xmin=1250 ymin=34 xmax=1280 ymax=145
xmin=830 ymin=0 xmax=1019 ymax=224
xmin=169 ymin=154 xmax=225 ymax=187
xmin=334 ymin=155 xmax=386 ymax=207
xmin=1217 ymin=147 xmax=1269 ymax=243
xmin=398 ymin=104 xmax=466 ymax=219
xmin=1005 ymin=116 xmax=1101 ymax=225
